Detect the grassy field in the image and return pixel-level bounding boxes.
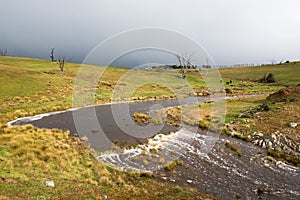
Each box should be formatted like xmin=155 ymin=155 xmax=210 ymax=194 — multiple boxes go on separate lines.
xmin=220 ymin=62 xmax=300 ymax=85
xmin=0 ymin=56 xmax=299 ymax=199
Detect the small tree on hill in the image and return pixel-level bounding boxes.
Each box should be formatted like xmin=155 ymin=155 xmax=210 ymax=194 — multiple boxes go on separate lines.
xmin=57 ymin=56 xmax=65 ymax=72
xmin=49 ymin=48 xmax=55 ymax=62
xmin=176 ymin=52 xmax=194 ymax=79
xmin=0 ymin=49 xmax=7 ymax=56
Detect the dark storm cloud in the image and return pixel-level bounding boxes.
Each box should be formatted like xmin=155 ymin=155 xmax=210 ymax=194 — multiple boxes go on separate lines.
xmin=1 ymin=0 xmax=300 ymax=67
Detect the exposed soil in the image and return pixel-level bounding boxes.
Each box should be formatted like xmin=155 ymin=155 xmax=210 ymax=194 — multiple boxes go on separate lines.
xmin=267 ymin=86 xmax=300 ymax=103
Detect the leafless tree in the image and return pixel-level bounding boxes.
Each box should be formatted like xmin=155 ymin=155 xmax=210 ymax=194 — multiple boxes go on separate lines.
xmin=49 ymin=48 xmax=55 ymax=62
xmin=176 ymin=52 xmax=194 ymax=79
xmin=176 ymin=54 xmax=183 ymax=78
xmin=57 ymin=56 xmax=65 ymax=72
xmin=0 ymin=49 xmax=7 ymax=56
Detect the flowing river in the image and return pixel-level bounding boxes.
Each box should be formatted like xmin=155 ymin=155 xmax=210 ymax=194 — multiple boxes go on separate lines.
xmin=9 ymin=95 xmax=300 ymax=200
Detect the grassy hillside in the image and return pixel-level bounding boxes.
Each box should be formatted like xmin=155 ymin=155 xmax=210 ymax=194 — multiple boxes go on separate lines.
xmin=220 ymin=62 xmax=300 ymax=85
xmin=1 ymin=56 xmax=299 ymax=123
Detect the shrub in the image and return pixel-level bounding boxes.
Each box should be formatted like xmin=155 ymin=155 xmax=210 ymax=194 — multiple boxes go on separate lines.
xmin=266 ymin=73 xmax=275 ymax=82
xmin=260 ymin=73 xmax=275 ymax=83
xmin=199 ymin=120 xmax=209 ymax=130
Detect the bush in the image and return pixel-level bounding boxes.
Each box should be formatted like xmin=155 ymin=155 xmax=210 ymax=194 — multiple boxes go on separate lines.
xmin=199 ymin=120 xmax=209 ymax=130
xmin=235 ymin=194 xmax=241 ymax=199
xmin=260 ymin=73 xmax=275 ymax=83
xmin=266 ymin=73 xmax=275 ymax=82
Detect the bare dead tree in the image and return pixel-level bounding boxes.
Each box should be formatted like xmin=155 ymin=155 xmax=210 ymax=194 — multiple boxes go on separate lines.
xmin=0 ymin=49 xmax=7 ymax=56
xmin=176 ymin=54 xmax=183 ymax=77
xmin=185 ymin=52 xmax=194 ymax=69
xmin=49 ymin=48 xmax=55 ymax=62
xmin=176 ymin=52 xmax=194 ymax=79
xmin=57 ymin=56 xmax=65 ymax=72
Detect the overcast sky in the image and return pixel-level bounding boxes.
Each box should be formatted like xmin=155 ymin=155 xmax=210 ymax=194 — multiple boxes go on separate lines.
xmin=1 ymin=0 xmax=300 ymax=67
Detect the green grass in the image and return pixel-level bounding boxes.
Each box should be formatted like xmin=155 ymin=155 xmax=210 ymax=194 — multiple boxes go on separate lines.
xmin=164 ymin=159 xmax=183 ymax=171
xmin=219 ymin=62 xmax=300 ymax=85
xmin=225 ymin=95 xmax=266 ymax=123
xmin=267 ymin=149 xmax=300 ymax=165
xmin=217 ymin=62 xmax=300 ymax=95
xmin=225 ymin=141 xmax=242 ymax=157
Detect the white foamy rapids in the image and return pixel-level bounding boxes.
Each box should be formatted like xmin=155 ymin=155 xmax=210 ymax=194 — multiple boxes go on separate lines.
xmin=265 ymin=160 xmax=300 ymax=176
xmin=7 ymin=107 xmax=80 ymax=127
xmin=98 ymin=129 xmax=214 ymax=172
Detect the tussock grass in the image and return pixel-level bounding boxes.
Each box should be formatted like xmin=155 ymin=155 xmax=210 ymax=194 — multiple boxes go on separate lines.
xmin=267 ymin=149 xmax=300 ymax=165
xmin=164 ymin=159 xmax=183 ymax=171
xmin=0 ymin=124 xmax=110 ymax=181
xmin=133 ymin=112 xmax=151 ymax=124
xmin=225 ymin=141 xmax=242 ymax=157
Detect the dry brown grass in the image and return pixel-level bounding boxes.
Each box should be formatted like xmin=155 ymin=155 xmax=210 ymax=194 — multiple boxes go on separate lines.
xmin=132 ymin=112 xmax=151 ymax=124
xmin=0 ymin=124 xmax=111 ymax=183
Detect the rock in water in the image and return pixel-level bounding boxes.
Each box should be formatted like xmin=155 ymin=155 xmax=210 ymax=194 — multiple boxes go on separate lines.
xmin=262 ymin=142 xmax=266 ymax=149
